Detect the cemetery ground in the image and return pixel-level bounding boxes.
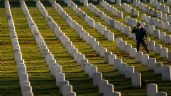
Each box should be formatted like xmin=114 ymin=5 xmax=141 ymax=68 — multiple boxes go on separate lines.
xmin=0 ymin=0 xmax=171 ymax=96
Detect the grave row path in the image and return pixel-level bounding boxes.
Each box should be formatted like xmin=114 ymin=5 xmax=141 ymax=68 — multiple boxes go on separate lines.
xmin=138 ymin=2 xmax=170 ymax=20
xmin=0 ymin=6 xmax=20 ymax=96
xmin=145 ymin=2 xmax=170 ymax=15
xmin=92 ymin=3 xmax=170 ymax=66
xmin=40 ymin=1 xmax=143 ymax=95
xmin=70 ymin=1 xmax=171 ymax=95
xmin=26 ymin=2 xmax=100 ymax=96
xmin=9 ymin=1 xmax=60 ymax=96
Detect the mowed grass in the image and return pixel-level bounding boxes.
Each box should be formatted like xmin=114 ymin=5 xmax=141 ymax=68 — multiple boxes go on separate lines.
xmin=9 ymin=1 xmax=60 ymax=96
xmin=1 ymin=0 xmax=171 ymax=96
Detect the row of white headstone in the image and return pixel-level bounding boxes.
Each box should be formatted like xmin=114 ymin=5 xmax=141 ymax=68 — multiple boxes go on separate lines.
xmin=89 ymin=3 xmax=122 ymax=25
xmin=122 ymin=3 xmax=139 ymax=17
xmin=86 ymin=2 xmax=136 ymax=40
xmin=77 ymin=0 xmax=89 ymax=6
xmin=133 ymin=2 xmax=171 ymax=30
xmin=67 ymin=0 xmax=115 ymax=42
xmin=134 ymin=0 xmax=171 ymax=23
xmin=117 ymin=37 xmax=171 ymax=81
xmin=20 ymin=1 xmax=76 ymax=96
xmin=5 ymin=0 xmax=34 ymax=96
xmin=147 ymin=83 xmax=168 ymax=96
xmin=47 ymin=1 xmax=123 ymax=95
xmin=150 ymin=0 xmax=171 ymax=14
xmin=115 ymin=38 xmax=144 ymax=87
xmin=141 ymin=14 xmax=171 ymax=33
xmin=100 ymin=0 xmax=123 ymax=19
xmin=69 ymin=0 xmax=145 ymax=88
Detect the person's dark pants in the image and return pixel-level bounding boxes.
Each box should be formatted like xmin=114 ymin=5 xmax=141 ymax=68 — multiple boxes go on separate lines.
xmin=136 ymin=40 xmax=149 ymax=53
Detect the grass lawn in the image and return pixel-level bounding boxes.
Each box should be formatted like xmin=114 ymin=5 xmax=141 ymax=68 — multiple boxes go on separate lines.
xmin=0 ymin=0 xmax=171 ymax=96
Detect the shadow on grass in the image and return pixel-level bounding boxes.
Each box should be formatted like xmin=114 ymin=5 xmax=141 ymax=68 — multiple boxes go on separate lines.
xmin=0 ymin=1 xmax=4 ymax=8
xmin=9 ymin=0 xmax=36 ymax=7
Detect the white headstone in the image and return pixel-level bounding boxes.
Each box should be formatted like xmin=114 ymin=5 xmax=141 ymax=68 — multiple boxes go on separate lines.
xmin=125 ymin=66 xmax=135 ymax=78
xmin=99 ymin=80 xmax=109 ymax=93
xmin=154 ymin=62 xmax=163 ymax=74
xmin=89 ymin=66 xmax=98 ymax=78
xmin=131 ymin=72 xmax=141 ymax=88
xmin=155 ymin=44 xmax=162 ymax=55
xmin=93 ymin=72 xmax=103 ymax=86
xmin=156 ymin=91 xmax=167 ymax=96
xmin=148 ymin=58 xmax=156 ymax=70
xmin=135 ymin=51 xmax=143 ymax=62
xmin=147 ymin=40 xmax=155 ymax=51
xmin=147 ymin=83 xmax=158 ymax=96
xmin=129 ymin=48 xmax=137 ymax=57
xmin=141 ymin=54 xmax=149 ymax=65
xmin=56 ymin=73 xmax=65 ymax=86
xmin=110 ymin=91 xmax=121 ymax=96
xmin=109 ymin=54 xmax=117 ymax=65
xmin=116 ymin=0 xmax=121 ymax=6
xmin=103 ymin=84 xmax=114 ymax=96
xmin=162 ymin=65 xmax=171 ymax=81
xmin=168 ymin=52 xmax=171 ymax=62
xmin=160 ymin=47 xmax=168 ymax=58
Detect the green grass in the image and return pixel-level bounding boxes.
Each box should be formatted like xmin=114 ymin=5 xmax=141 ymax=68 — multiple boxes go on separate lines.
xmin=0 ymin=0 xmax=171 ymax=96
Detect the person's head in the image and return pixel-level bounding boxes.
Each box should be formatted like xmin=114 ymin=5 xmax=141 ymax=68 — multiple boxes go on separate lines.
xmin=137 ymin=22 xmax=141 ymax=28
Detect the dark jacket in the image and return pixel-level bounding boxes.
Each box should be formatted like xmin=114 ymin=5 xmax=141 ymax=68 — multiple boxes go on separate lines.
xmin=132 ymin=27 xmax=147 ymax=41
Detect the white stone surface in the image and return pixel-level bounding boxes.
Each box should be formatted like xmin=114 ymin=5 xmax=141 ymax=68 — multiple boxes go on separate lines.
xmin=147 ymin=83 xmax=158 ymax=96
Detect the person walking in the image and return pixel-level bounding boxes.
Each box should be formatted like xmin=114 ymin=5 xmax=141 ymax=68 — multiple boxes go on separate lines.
xmin=132 ymin=22 xmax=149 ymax=53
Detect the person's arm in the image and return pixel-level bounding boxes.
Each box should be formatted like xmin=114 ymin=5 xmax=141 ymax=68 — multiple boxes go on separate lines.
xmin=142 ymin=28 xmax=148 ymax=42
xmin=132 ymin=27 xmax=136 ymax=33
xmin=143 ymin=28 xmax=147 ymax=38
